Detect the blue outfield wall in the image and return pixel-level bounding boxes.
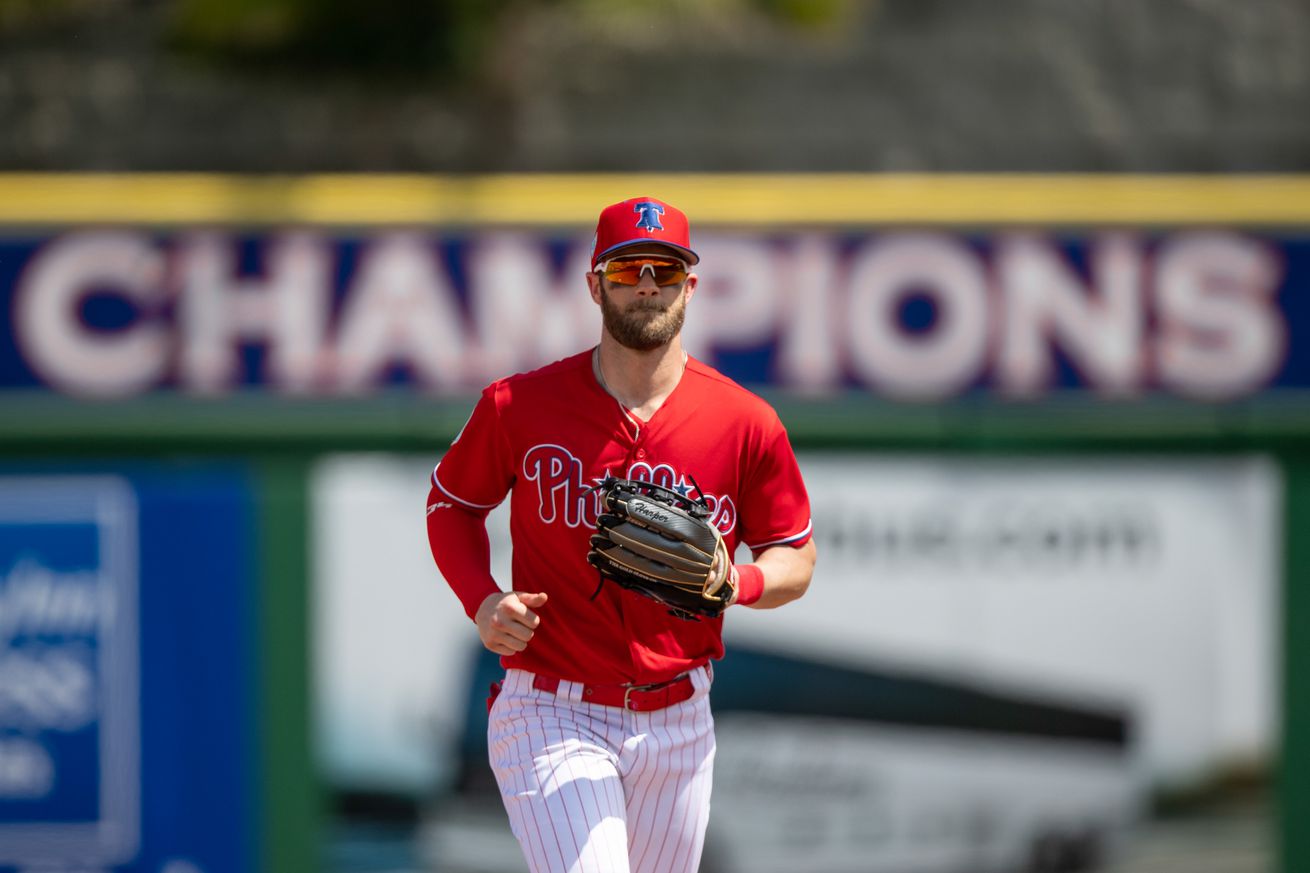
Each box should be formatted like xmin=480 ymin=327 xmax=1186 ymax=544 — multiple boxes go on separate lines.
xmin=0 ymin=466 xmax=260 ymax=873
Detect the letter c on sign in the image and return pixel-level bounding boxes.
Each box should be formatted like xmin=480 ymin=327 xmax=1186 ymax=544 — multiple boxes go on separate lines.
xmin=15 ymin=232 xmax=169 ymax=397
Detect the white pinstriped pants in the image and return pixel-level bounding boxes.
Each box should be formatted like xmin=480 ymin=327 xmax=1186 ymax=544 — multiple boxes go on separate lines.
xmin=487 ymin=666 xmax=716 ymax=873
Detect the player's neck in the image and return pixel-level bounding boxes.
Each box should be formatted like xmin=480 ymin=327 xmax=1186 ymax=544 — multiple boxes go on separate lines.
xmin=593 ymin=338 xmax=688 ymax=419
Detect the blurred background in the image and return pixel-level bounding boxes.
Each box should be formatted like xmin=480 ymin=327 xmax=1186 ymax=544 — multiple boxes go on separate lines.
xmin=1 ymin=1 xmax=1308 ymax=872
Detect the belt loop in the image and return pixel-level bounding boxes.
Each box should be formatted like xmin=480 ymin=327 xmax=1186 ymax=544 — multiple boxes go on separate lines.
xmin=558 ymin=679 xmax=580 ymax=704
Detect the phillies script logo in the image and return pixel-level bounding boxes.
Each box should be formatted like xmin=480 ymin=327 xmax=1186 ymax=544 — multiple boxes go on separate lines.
xmin=522 ymin=444 xmax=736 ymax=534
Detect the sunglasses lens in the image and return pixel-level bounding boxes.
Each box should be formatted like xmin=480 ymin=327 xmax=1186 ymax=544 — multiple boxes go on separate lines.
xmin=603 ymin=258 xmax=688 ymax=286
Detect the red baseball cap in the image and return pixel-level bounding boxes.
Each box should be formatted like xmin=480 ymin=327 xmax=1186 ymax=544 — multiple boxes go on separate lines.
xmin=590 ymin=197 xmax=699 ymax=269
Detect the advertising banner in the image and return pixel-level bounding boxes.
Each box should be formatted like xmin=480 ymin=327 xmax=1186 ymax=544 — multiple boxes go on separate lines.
xmin=0 ymin=469 xmax=257 ymax=873
xmin=0 ymin=478 xmax=139 ymax=866
xmin=1 ymin=229 xmax=1307 ymax=402
xmin=729 ymin=455 xmax=1281 ymax=784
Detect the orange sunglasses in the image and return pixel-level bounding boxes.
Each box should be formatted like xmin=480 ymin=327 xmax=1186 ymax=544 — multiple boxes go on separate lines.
xmin=599 ymin=256 xmax=689 ymax=287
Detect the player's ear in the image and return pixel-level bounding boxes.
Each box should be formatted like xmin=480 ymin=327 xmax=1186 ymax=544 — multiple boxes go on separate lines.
xmin=682 ymin=272 xmax=698 ymax=303
xmin=586 ymin=270 xmax=603 ymax=304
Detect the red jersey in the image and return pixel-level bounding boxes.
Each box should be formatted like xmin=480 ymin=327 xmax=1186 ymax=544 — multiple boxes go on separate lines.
xmin=430 ymin=349 xmax=812 ymax=685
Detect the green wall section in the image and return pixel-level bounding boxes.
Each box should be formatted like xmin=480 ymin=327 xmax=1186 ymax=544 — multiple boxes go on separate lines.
xmin=257 ymin=458 xmax=319 ymax=873
xmin=1281 ymin=454 xmax=1310 ymax=873
xmin=4 ymin=392 xmax=1310 ymax=453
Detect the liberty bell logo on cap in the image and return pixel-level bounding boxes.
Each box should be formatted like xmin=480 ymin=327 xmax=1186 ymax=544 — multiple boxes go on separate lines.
xmin=591 ymin=196 xmax=699 ymax=269
xmin=633 ymin=201 xmax=665 ymax=232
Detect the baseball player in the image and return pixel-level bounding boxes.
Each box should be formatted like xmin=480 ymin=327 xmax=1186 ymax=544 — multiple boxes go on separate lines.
xmin=426 ymin=196 xmax=816 ymax=873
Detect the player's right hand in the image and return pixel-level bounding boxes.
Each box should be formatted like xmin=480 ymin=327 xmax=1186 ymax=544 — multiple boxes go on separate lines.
xmin=475 ymin=591 xmax=547 ymax=656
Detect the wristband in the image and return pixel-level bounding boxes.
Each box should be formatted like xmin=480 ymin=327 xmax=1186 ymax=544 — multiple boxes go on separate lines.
xmin=733 ymin=563 xmax=765 ymax=606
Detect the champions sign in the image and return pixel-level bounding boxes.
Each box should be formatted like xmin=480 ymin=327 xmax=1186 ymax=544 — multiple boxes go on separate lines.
xmin=0 ymin=229 xmax=1305 ymax=401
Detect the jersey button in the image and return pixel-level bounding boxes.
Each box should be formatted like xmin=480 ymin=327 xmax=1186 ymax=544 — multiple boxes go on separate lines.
xmin=636 ymin=449 xmax=646 ymax=459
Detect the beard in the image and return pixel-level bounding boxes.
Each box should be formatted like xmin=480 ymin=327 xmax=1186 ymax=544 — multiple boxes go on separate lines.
xmin=599 ymin=285 xmax=688 ymax=351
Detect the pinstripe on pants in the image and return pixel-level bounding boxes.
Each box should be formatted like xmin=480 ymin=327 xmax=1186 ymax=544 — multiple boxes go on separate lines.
xmin=488 ymin=666 xmax=716 ymax=873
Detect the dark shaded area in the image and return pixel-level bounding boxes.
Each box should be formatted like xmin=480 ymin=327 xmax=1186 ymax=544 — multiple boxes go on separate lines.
xmin=0 ymin=0 xmax=1307 ymax=172
xmin=711 ymin=646 xmax=1130 ymax=746
xmin=332 ymin=790 xmax=420 ymax=823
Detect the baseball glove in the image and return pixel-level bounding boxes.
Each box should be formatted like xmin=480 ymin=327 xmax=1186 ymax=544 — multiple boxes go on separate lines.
xmin=586 ymin=477 xmax=735 ymax=620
